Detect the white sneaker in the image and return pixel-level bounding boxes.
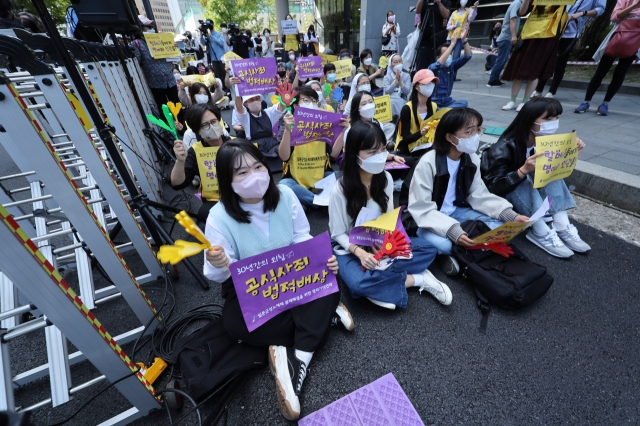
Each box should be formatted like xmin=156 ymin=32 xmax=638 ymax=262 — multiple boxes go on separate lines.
xmin=544 ymin=92 xmax=555 ymax=98
xmin=366 ymin=297 xmax=396 ymax=310
xmin=331 ymin=302 xmax=355 ymax=331
xmin=418 ymin=269 xmax=453 ymax=305
xmin=526 ymin=229 xmax=574 ymax=258
xmin=531 ymin=91 xmax=542 ymax=97
xmin=502 ymin=101 xmax=516 ymax=110
xmin=268 ymin=346 xmax=301 ymax=421
xmin=516 ymin=102 xmax=525 ymax=112
xmin=556 ymin=224 xmax=591 ymax=253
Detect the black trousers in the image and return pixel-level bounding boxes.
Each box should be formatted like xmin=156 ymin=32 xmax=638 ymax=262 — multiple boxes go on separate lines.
xmin=535 ymin=38 xmax=574 ymax=95
xmin=150 ymin=86 xmax=180 ymax=126
xmin=584 ymin=54 xmax=637 ymax=103
xmin=220 ymin=277 xmax=341 ymax=353
xmin=210 ymin=60 xmax=226 ymax=89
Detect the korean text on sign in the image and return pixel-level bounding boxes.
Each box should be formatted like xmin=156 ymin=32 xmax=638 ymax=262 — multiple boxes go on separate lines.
xmin=230 ymin=232 xmax=338 ymax=332
xmin=143 ymin=33 xmax=181 ymax=59
xmin=534 ymin=131 xmax=578 ymax=189
xmin=290 ymin=107 xmax=344 ymax=146
xmin=230 ymin=57 xmax=278 ymax=96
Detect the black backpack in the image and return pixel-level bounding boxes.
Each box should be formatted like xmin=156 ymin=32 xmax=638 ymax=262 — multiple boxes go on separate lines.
xmin=452 ymin=220 xmax=554 ymax=333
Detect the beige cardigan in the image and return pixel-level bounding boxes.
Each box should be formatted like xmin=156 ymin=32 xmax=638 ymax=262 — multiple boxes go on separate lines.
xmin=408 ymin=150 xmax=518 ymax=243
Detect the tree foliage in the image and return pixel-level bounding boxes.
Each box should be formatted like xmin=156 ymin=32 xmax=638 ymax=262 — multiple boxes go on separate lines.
xmin=199 ymin=0 xmax=271 ymax=28
xmin=13 ymin=0 xmax=71 ymax=27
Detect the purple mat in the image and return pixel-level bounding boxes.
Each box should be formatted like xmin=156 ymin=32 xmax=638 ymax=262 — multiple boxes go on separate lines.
xmin=299 ymin=373 xmax=424 ymax=426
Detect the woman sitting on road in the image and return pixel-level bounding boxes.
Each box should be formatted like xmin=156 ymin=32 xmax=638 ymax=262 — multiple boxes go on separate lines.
xmin=481 ymin=97 xmax=590 ymax=258
xmin=408 ymin=108 xmax=529 ymax=275
xmin=329 ymin=120 xmax=451 ymax=310
xmin=203 ymin=140 xmax=352 ymax=421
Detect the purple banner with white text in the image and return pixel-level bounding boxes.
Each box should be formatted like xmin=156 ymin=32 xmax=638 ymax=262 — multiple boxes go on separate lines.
xmin=291 ymin=107 xmax=344 ymax=146
xmin=230 ymin=57 xmax=278 ymax=96
xmin=230 ymin=232 xmax=338 ymax=332
xmin=297 ymin=56 xmax=324 ymax=79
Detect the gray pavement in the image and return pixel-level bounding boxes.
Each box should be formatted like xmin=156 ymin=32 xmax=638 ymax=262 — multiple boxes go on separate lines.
xmin=453 ymin=54 xmax=640 ymax=175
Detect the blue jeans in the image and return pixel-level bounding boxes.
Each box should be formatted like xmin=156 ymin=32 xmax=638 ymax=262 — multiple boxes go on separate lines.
xmin=336 ymin=237 xmax=437 ymax=309
xmin=489 ymin=40 xmax=511 ymax=83
xmin=451 ymin=39 xmax=463 ymax=79
xmin=437 ymin=99 xmax=468 ymax=109
xmin=417 ymin=207 xmax=504 ymax=255
xmin=506 ymin=175 xmax=576 ymax=217
xmin=279 ymin=171 xmax=334 ymax=208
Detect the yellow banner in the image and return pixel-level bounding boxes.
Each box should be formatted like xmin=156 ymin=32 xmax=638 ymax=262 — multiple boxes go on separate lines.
xmin=473 ymin=222 xmax=530 ymax=245
xmin=143 ymin=33 xmax=181 ymax=59
xmin=373 ymin=95 xmax=393 ymax=123
xmin=534 ymin=131 xmax=578 ymax=188
xmin=223 ymin=51 xmax=243 ymax=68
xmin=285 ymin=37 xmax=299 ymax=52
xmin=182 ymin=72 xmax=216 ymax=87
xmin=192 ymin=142 xmax=220 ymax=201
xmin=332 ymin=59 xmax=352 ymax=80
xmin=378 ymin=56 xmax=389 ymax=69
xmin=321 ymin=54 xmax=338 ymax=65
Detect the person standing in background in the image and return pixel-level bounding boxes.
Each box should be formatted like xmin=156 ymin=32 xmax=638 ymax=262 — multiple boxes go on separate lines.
xmin=303 ymin=24 xmax=319 ymax=55
xmin=532 ymin=0 xmax=606 ymax=98
xmin=261 ymin=28 xmax=275 ymax=58
xmin=486 ymin=0 xmax=524 ymax=87
xmin=415 ymin=0 xmax=451 ymax=71
xmin=245 ymin=29 xmax=256 ymax=58
xmin=445 ymin=0 xmax=478 ymax=80
xmin=382 ymin=11 xmax=401 ymax=56
xmin=200 ymin=20 xmax=227 ymax=88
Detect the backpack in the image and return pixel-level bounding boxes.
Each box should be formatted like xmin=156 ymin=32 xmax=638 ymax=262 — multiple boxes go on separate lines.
xmin=452 ymin=220 xmax=554 ymax=333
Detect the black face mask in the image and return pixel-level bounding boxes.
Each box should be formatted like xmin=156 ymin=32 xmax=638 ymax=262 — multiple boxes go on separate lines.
xmin=278 ymin=70 xmax=287 ymax=78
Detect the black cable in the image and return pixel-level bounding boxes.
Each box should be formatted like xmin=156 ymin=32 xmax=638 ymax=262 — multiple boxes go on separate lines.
xmin=154 ymin=387 xmax=202 ymax=426
xmin=46 ymin=370 xmax=138 ymax=426
xmin=112 ymin=132 xmax=166 ymax=178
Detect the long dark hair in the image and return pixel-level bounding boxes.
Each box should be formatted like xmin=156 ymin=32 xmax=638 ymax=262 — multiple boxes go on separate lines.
xmin=349 ymin=91 xmax=373 ymax=123
xmin=340 ymin=121 xmax=389 ymax=224
xmin=307 ymin=25 xmax=315 ymax=39
xmin=216 ymin=141 xmax=281 ymax=224
xmin=189 ymin=82 xmax=211 ymax=106
xmin=502 ymin=98 xmax=563 ymax=147
xmin=433 ymin=108 xmax=483 ymax=155
xmin=410 ymin=82 xmax=434 ymax=126
xmin=185 ymin=103 xmax=221 ymax=135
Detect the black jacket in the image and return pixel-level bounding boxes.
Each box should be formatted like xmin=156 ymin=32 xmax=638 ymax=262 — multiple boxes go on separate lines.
xmin=480 ymin=136 xmax=530 ymax=197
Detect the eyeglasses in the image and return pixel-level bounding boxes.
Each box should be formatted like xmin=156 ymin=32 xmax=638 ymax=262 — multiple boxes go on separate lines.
xmin=299 ymin=97 xmax=316 ymax=104
xmin=200 ymin=118 xmax=219 ymax=130
xmin=459 ymin=127 xmax=486 ymax=137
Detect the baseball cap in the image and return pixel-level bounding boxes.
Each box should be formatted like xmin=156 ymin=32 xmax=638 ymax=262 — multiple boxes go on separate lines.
xmin=412 ymin=69 xmax=439 ymax=85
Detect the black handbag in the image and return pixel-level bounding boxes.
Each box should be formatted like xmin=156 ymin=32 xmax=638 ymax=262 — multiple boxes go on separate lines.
xmin=382 ymin=34 xmax=391 ymax=46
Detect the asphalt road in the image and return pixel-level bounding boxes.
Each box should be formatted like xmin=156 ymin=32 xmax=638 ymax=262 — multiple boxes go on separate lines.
xmin=4 ymin=110 xmax=639 ymax=425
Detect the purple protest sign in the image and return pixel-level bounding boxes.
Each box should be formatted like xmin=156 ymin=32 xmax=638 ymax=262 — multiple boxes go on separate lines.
xmin=230 ymin=232 xmax=338 ymax=332
xmin=230 ymin=57 xmax=278 ymax=96
xmin=291 ymin=107 xmax=344 ymax=146
xmin=384 ymin=160 xmax=410 ymax=170
xmin=349 ymin=206 xmax=411 ymax=247
xmin=297 ymin=56 xmax=324 ymax=79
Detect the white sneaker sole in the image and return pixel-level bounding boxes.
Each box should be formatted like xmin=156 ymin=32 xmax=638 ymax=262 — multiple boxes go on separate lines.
xmin=526 ymin=233 xmax=573 ymax=258
xmin=366 ymin=297 xmax=396 ymax=310
xmin=336 ymin=302 xmax=355 ymax=331
xmin=420 ymin=270 xmax=453 ymax=306
xmin=501 ymin=105 xmax=515 ymax=111
xmin=268 ymin=346 xmax=300 ymax=420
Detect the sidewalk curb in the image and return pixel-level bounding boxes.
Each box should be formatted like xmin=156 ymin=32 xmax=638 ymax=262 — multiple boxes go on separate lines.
xmin=565 ymin=161 xmax=640 ymax=213
xmin=552 ymin=79 xmax=640 ymax=97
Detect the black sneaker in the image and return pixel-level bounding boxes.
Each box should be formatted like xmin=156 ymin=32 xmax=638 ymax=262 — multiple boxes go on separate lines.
xmin=486 ymin=80 xmax=505 ymax=87
xmin=268 ymin=346 xmax=305 ymax=420
xmin=439 ymin=255 xmax=460 ymax=276
xmin=331 ymin=302 xmax=355 ymax=331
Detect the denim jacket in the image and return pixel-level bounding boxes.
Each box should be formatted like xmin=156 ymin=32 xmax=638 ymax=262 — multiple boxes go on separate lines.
xmin=201 ymin=31 xmax=226 ymax=62
xmin=428 ymin=55 xmax=471 ymax=106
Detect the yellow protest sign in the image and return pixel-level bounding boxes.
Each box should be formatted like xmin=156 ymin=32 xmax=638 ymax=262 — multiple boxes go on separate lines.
xmin=473 ymin=222 xmax=530 ymax=245
xmin=181 ymin=75 xmax=204 ymax=85
xmin=223 ymin=51 xmax=242 ymax=68
xmin=321 ymin=54 xmax=338 ymax=64
xmin=534 ymin=131 xmax=578 ymax=189
xmin=332 ymin=59 xmax=352 ymax=79
xmin=285 ymin=37 xmax=299 ymax=52
xmin=143 ymin=33 xmax=181 ymax=59
xmin=373 ymin=95 xmax=393 ymax=123
xmin=379 ymin=56 xmax=389 ymax=69
xmin=192 ymin=142 xmax=220 ymax=201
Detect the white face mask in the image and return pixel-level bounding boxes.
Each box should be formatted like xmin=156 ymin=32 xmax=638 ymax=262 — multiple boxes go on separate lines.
xmin=195 ymin=94 xmax=209 ymax=104
xmin=460 ymin=0 xmax=468 ymax=7
xmin=264 ymin=32 xmax=270 ymax=36
xmin=359 ymin=103 xmax=375 ymax=119
xmin=363 ymin=58 xmax=372 ymax=66
xmin=289 ymin=54 xmax=296 ymax=61
xmin=299 ymin=101 xmax=317 ymax=110
xmin=388 ymin=15 xmax=395 ymax=23
xmin=358 ymin=84 xmax=371 ymax=93
xmin=315 ymin=90 xmax=324 ymax=101
xmin=222 ymin=28 xmax=228 ymax=34
xmin=246 ymin=100 xmax=262 ymax=113
xmin=393 ymin=64 xmax=403 ymax=73
xmin=358 ymin=151 xmax=388 ymax=174
xmin=533 ymin=119 xmax=560 ymax=136
xmin=200 ymin=123 xmax=222 ymax=141
xmin=419 ymin=82 xmax=435 ymax=97
xmin=452 ymin=134 xmax=480 ymax=154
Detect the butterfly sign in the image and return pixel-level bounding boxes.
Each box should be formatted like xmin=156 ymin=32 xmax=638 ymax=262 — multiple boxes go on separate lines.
xmin=146 ymin=104 xmax=179 ymax=140
xmin=157 ymin=211 xmax=228 ymax=267
xmin=167 ymin=102 xmax=182 ymax=122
